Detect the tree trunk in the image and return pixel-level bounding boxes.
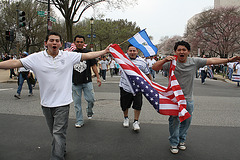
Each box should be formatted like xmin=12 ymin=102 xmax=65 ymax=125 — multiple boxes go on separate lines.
xmin=65 ymin=19 xmax=73 ymax=42
xmin=26 ymin=36 xmax=30 ymax=53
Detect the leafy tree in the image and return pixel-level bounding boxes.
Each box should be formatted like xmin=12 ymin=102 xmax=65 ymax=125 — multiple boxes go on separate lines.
xmin=0 ymin=0 xmax=48 ymax=55
xmin=51 ymin=0 xmax=137 ymax=42
xmin=157 ymin=35 xmax=182 ymax=56
xmin=72 ymin=18 xmax=141 ymax=51
xmin=185 ymin=7 xmax=240 ymax=58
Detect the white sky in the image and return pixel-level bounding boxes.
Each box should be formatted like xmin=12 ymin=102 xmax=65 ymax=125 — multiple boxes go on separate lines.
xmin=55 ymin=0 xmax=214 ymax=44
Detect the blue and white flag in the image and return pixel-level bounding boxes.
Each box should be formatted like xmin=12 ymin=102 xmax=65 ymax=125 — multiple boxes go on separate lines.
xmin=128 ymin=29 xmax=158 ymax=57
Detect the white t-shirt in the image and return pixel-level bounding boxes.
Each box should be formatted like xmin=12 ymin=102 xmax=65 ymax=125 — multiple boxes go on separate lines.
xmin=227 ymin=62 xmax=234 ymax=69
xmin=109 ymin=59 xmax=116 ymax=69
xmin=147 ymin=59 xmax=156 ymax=68
xmin=100 ymin=60 xmax=108 ymax=70
xmin=20 ymin=50 xmax=82 ymax=107
xmin=236 ymin=64 xmax=240 ymax=75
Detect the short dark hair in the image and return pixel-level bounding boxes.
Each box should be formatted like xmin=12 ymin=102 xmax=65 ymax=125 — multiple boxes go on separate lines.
xmin=45 ymin=32 xmax=62 ymax=42
xmin=74 ymin=35 xmax=85 ymax=42
xmin=174 ymin=40 xmax=191 ymax=51
xmin=127 ymin=44 xmax=137 ymax=50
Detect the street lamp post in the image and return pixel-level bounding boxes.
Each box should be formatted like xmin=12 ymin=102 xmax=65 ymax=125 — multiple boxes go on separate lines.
xmin=90 ymin=17 xmax=94 ymax=51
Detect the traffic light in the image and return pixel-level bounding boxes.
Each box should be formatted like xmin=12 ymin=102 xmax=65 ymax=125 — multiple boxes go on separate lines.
xmin=5 ymin=31 xmax=10 ymax=41
xmin=10 ymin=30 xmax=14 ymax=41
xmin=18 ymin=11 xmax=26 ymax=28
xmin=5 ymin=31 xmax=14 ymax=41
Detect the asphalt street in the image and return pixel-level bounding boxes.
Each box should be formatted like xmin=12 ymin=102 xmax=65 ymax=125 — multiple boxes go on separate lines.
xmin=0 ymin=72 xmax=240 ymax=160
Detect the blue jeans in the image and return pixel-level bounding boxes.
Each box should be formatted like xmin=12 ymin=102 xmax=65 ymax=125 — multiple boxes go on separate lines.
xmin=72 ymin=82 xmax=95 ymax=125
xmin=17 ymin=72 xmax=32 ymax=95
xmin=42 ymin=105 xmax=70 ymax=160
xmin=149 ymin=67 xmax=155 ymax=79
xmin=168 ymin=100 xmax=194 ymax=146
xmin=228 ymin=68 xmax=233 ymax=79
xmin=101 ymin=69 xmax=107 ymax=80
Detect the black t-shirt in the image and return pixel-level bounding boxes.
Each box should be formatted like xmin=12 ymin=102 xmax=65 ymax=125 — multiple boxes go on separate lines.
xmin=72 ymin=48 xmax=97 ymax=85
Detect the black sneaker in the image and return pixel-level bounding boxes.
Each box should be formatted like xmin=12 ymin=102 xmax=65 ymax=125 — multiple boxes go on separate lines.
xmin=14 ymin=94 xmax=21 ymax=99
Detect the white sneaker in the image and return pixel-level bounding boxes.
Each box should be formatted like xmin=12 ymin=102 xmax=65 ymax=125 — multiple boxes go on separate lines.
xmin=178 ymin=142 xmax=186 ymax=150
xmin=170 ymin=146 xmax=179 ymax=154
xmin=123 ymin=118 xmax=129 ymax=128
xmin=75 ymin=123 xmax=84 ymax=128
xmin=132 ymin=121 xmax=140 ymax=131
xmin=88 ymin=115 xmax=93 ymax=120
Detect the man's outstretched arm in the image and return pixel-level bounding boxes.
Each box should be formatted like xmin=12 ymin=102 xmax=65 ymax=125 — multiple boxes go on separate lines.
xmin=0 ymin=59 xmax=23 ymax=69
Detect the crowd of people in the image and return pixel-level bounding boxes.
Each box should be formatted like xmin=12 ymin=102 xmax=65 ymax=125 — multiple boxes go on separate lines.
xmin=0 ymin=32 xmax=240 ymax=159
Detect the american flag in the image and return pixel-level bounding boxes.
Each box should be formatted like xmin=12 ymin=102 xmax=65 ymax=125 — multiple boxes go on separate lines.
xmin=109 ymin=44 xmax=191 ymax=122
xmin=207 ymin=66 xmax=214 ymax=79
xmin=64 ymin=42 xmax=88 ymax=51
xmin=232 ymin=74 xmax=240 ymax=82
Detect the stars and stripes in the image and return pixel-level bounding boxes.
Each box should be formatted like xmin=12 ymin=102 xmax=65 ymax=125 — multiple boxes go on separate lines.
xmin=109 ymin=44 xmax=191 ymax=122
xmin=64 ymin=42 xmax=88 ymax=51
xmin=232 ymin=74 xmax=240 ymax=82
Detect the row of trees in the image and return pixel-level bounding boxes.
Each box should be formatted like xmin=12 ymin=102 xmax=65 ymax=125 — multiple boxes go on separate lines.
xmin=158 ymin=7 xmax=240 ymax=58
xmin=0 ymin=0 xmax=139 ymax=55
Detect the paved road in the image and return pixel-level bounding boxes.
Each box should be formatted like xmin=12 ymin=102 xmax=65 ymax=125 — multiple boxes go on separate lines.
xmin=0 ymin=72 xmax=240 ymax=160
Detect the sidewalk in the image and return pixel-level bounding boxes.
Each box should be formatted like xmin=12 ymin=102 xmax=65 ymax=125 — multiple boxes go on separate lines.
xmin=0 ymin=69 xmax=18 ymax=83
xmin=0 ymin=69 xmax=237 ymax=84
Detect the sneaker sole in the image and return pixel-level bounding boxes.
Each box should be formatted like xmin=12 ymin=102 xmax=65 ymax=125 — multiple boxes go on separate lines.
xmin=170 ymin=148 xmax=179 ymax=154
xmin=75 ymin=124 xmax=84 ymax=128
xmin=178 ymin=146 xmax=186 ymax=150
xmin=133 ymin=128 xmax=140 ymax=131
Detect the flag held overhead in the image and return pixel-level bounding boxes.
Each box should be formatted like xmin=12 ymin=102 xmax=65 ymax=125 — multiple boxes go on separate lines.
xmin=128 ymin=29 xmax=158 ymax=57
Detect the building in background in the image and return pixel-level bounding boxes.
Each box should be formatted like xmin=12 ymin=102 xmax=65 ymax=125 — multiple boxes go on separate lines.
xmin=214 ymin=0 xmax=240 ymax=8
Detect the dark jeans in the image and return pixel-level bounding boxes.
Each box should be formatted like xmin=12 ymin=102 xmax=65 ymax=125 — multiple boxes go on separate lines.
xmin=10 ymin=69 xmax=16 ymax=78
xmin=102 ymin=69 xmax=107 ymax=80
xmin=201 ymin=70 xmax=207 ymax=83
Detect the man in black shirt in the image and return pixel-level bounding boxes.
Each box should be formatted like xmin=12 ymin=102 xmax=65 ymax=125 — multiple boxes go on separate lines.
xmin=72 ymin=35 xmax=101 ymax=128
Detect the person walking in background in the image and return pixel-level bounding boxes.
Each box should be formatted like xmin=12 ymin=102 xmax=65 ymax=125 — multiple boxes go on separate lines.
xmin=115 ymin=62 xmax=120 ymax=75
xmin=0 ymin=32 xmax=110 ymax=160
xmin=72 ymin=35 xmax=101 ymax=128
xmin=119 ymin=44 xmax=152 ymax=132
xmin=227 ymin=61 xmax=234 ymax=79
xmin=152 ymin=40 xmax=240 ymax=154
xmin=14 ymin=52 xmax=33 ymax=99
xmin=99 ymin=56 xmax=108 ymax=81
xmin=222 ymin=64 xmax=228 ymax=79
xmin=147 ymin=56 xmax=156 ymax=80
xmin=109 ymin=56 xmax=116 ymax=77
xmin=199 ymin=65 xmax=207 ymax=84
xmin=9 ymin=55 xmax=17 ymax=79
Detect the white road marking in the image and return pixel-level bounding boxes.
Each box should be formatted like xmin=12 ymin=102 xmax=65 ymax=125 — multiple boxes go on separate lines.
xmin=0 ymin=88 xmax=14 ymax=91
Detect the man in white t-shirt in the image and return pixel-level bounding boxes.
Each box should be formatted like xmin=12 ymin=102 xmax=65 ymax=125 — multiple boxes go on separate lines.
xmin=147 ymin=56 xmax=157 ymax=80
xmin=109 ymin=57 xmax=116 ymax=77
xmin=0 ymin=32 xmax=110 ymax=160
xmin=227 ymin=61 xmax=235 ymax=79
xmin=99 ymin=56 xmax=109 ymax=81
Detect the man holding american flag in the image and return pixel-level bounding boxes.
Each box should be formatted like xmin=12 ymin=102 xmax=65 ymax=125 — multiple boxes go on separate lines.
xmin=120 ymin=44 xmax=152 ymax=131
xmin=152 ymin=40 xmax=240 ymax=154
